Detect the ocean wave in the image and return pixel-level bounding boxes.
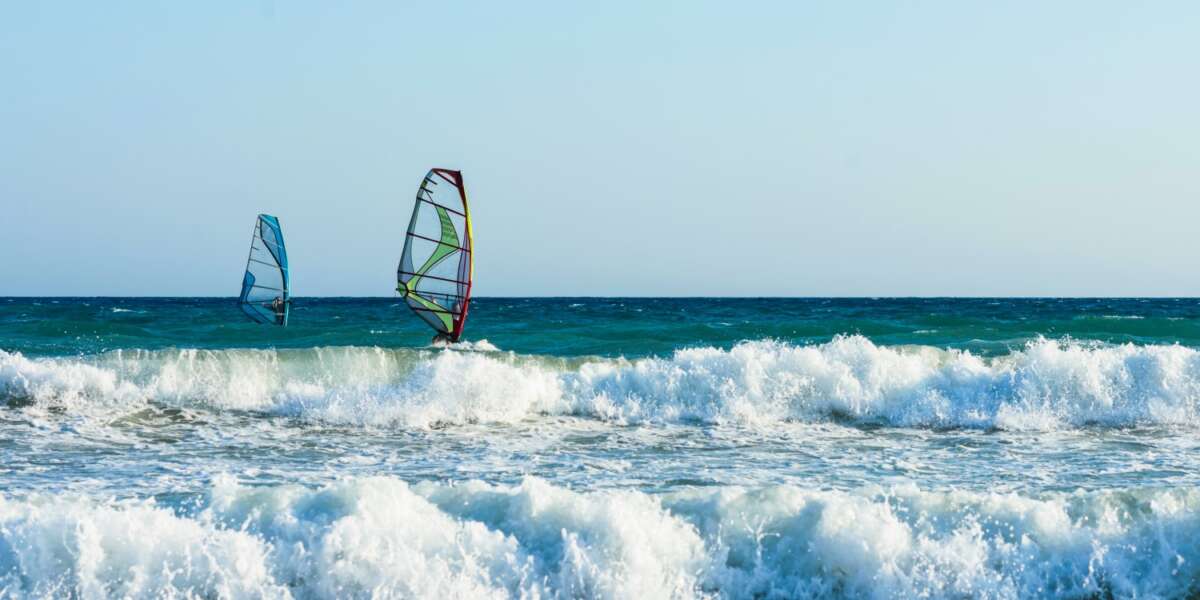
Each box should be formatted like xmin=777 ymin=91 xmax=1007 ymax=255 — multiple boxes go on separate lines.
xmin=1 ymin=477 xmax=1197 ymax=599
xmin=3 ymin=336 xmax=1200 ymax=430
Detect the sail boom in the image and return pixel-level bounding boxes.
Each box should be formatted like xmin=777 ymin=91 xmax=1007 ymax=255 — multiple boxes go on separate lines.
xmin=397 ymin=270 xmax=469 ymax=286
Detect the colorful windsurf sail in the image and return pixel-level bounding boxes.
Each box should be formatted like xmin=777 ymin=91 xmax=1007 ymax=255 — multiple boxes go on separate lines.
xmin=397 ymin=168 xmax=473 ymax=341
xmin=239 ymin=214 xmax=290 ymax=326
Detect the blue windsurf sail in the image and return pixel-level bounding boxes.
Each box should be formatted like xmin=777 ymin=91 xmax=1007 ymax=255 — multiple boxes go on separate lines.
xmin=239 ymin=214 xmax=290 ymax=326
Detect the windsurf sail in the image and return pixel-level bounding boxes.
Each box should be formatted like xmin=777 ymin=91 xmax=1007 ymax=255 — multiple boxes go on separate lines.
xmin=397 ymin=168 xmax=473 ymax=341
xmin=239 ymin=214 xmax=290 ymax=326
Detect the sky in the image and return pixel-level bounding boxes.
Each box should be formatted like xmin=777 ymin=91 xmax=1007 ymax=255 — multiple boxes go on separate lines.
xmin=1 ymin=1 xmax=1198 ymax=296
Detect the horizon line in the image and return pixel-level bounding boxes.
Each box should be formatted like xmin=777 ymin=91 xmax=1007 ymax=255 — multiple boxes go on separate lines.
xmin=1 ymin=295 xmax=1198 ymax=300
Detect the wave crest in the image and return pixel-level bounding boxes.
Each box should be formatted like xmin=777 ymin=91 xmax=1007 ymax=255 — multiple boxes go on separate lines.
xmin=4 ymin=336 xmax=1200 ymax=430
xmin=1 ymin=478 xmax=1198 ymax=598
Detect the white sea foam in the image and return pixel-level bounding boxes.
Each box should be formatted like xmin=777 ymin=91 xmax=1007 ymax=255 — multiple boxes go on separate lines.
xmin=446 ymin=338 xmax=501 ymax=352
xmin=0 ymin=477 xmax=1197 ymax=599
xmin=3 ymin=336 xmax=1200 ymax=430
xmin=0 ymin=491 xmax=283 ymax=598
xmin=0 ymin=349 xmax=144 ymax=409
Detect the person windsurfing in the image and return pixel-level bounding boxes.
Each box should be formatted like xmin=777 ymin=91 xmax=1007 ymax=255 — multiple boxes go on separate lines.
xmin=238 ymin=214 xmax=290 ymax=326
xmin=396 ymin=168 xmax=474 ymax=346
xmin=269 ymin=297 xmax=288 ymax=326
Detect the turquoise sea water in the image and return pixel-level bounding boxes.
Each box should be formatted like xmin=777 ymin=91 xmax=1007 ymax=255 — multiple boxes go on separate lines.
xmin=2 ymin=297 xmax=1200 ymax=598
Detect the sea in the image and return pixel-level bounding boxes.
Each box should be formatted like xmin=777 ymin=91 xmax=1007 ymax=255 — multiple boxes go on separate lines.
xmin=1 ymin=297 xmax=1199 ymax=599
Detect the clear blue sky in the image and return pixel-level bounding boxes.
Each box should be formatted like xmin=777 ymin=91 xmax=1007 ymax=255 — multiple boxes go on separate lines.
xmin=2 ymin=2 xmax=1198 ymax=296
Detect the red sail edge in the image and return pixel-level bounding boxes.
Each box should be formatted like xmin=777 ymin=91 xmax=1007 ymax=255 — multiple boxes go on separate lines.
xmin=433 ymin=168 xmax=473 ymax=342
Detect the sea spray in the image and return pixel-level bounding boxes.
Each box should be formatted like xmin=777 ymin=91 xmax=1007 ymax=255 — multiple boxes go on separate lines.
xmin=1 ymin=477 xmax=1198 ymax=599
xmin=4 ymin=336 xmax=1200 ymax=430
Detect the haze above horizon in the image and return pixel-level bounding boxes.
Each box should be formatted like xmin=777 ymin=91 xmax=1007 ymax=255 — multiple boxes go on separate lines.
xmin=2 ymin=2 xmax=1198 ymax=296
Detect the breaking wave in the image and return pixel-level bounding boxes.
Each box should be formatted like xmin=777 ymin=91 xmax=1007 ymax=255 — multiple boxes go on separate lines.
xmin=3 ymin=335 xmax=1200 ymax=430
xmin=1 ymin=477 xmax=1198 ymax=599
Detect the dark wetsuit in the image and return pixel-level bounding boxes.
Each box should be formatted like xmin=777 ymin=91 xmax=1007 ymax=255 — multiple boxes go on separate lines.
xmin=270 ymin=297 xmax=287 ymax=325
xmin=432 ymin=332 xmax=454 ymax=345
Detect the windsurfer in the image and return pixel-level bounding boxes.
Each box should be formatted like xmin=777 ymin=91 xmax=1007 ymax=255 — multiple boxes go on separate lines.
xmin=270 ymin=297 xmax=287 ymax=324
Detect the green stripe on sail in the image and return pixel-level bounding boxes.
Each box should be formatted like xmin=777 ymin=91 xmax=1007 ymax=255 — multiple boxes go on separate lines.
xmin=408 ymin=292 xmax=454 ymax=331
xmin=404 ymin=206 xmax=462 ymax=333
xmin=408 ymin=207 xmax=461 ymax=288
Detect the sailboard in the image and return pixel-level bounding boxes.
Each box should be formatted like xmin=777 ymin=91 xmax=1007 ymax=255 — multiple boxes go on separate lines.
xmin=239 ymin=214 xmax=291 ymax=326
xmin=397 ymin=168 xmax=473 ymax=341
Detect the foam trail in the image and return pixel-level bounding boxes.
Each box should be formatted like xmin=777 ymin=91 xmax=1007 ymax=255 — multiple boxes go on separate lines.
xmin=3 ymin=336 xmax=1200 ymax=430
xmin=1 ymin=477 xmax=1198 ymax=598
